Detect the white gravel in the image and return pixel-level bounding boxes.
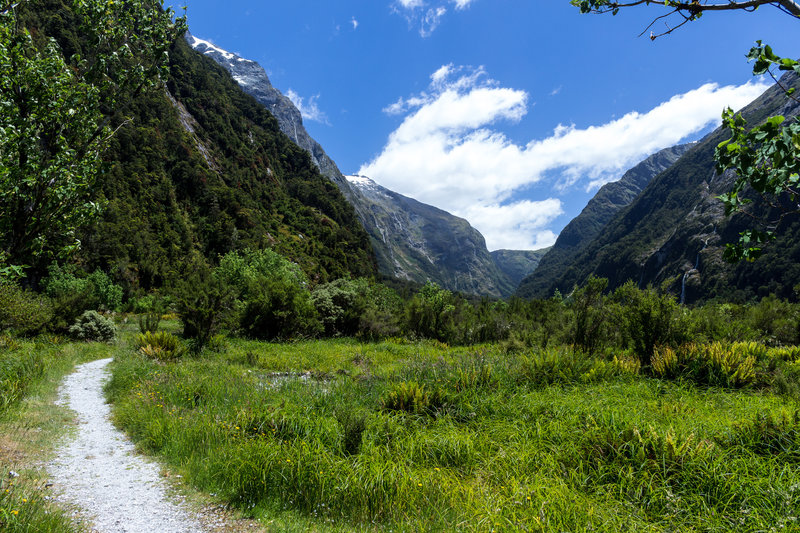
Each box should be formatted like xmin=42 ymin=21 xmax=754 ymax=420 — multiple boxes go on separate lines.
xmin=48 ymin=358 xmax=205 ymax=533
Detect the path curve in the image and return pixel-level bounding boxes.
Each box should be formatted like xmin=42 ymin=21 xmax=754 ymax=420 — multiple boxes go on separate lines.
xmin=49 ymin=358 xmax=205 ymax=533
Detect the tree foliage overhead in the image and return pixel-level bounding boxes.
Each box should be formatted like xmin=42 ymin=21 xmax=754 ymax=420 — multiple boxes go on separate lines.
xmin=572 ymin=0 xmax=799 ymax=38
xmin=0 ymin=0 xmax=185 ymax=275
xmin=572 ymin=0 xmax=799 ymax=263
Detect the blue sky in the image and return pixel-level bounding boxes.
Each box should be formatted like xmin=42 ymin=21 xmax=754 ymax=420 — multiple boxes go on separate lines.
xmin=176 ymin=0 xmax=797 ymax=251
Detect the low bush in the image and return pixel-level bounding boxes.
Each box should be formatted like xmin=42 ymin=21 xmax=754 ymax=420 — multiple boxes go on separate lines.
xmin=381 ymin=381 xmax=448 ymax=415
xmin=68 ymin=311 xmax=117 ymax=342
xmin=652 ymin=342 xmax=757 ymax=387
xmin=0 ymin=283 xmax=53 ymax=336
xmin=135 ymin=331 xmax=185 ymax=361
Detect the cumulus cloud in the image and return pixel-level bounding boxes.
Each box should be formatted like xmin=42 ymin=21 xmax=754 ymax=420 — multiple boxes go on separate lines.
xmin=286 ymin=90 xmax=330 ymax=125
xmin=393 ymin=0 xmax=475 ymax=36
xmin=351 ymin=17 xmax=359 ymax=30
xmin=359 ymin=65 xmax=769 ymax=250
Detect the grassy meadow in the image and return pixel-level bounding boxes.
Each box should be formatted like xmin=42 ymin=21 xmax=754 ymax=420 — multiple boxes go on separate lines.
xmin=106 ymin=321 xmax=800 ymax=532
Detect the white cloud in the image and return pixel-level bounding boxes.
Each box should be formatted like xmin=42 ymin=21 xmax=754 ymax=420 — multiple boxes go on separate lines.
xmin=393 ymin=0 xmax=474 ymax=36
xmin=351 ymin=17 xmax=359 ymax=30
xmin=359 ymin=65 xmax=769 ymax=250
xmin=285 ymin=90 xmax=330 ymax=125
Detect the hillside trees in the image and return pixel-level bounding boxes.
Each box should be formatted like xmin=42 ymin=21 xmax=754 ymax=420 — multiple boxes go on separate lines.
xmin=0 ymin=0 xmax=185 ymax=278
xmin=571 ymin=0 xmax=799 ymax=261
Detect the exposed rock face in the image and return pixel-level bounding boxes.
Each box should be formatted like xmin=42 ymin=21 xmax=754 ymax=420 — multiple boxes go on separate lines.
xmin=491 ymin=248 xmax=550 ymax=288
xmin=188 ymin=33 xmax=540 ymax=297
xmin=346 ymin=176 xmax=518 ymax=298
xmin=518 ymin=72 xmax=800 ymax=303
xmin=518 ymin=144 xmax=691 ymax=298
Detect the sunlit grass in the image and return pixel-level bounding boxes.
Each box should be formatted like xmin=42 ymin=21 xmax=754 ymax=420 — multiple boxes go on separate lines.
xmin=0 ymin=336 xmax=113 ymax=532
xmin=107 ymin=326 xmax=800 ymax=531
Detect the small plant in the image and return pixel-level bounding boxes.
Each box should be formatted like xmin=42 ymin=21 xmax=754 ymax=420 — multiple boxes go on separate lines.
xmin=336 ymin=409 xmax=368 ymax=456
xmin=68 ymin=311 xmax=116 ymax=342
xmin=380 ymin=381 xmax=447 ymax=415
xmin=135 ymin=331 xmax=185 ymax=360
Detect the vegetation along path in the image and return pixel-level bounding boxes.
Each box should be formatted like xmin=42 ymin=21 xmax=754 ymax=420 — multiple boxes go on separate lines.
xmin=48 ymin=358 xmax=204 ymax=532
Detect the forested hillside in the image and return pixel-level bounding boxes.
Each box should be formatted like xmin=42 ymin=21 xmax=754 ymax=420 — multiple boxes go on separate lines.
xmin=20 ymin=0 xmax=376 ymax=292
xmin=518 ymin=73 xmax=800 ymax=303
xmin=518 ymin=144 xmax=691 ymax=298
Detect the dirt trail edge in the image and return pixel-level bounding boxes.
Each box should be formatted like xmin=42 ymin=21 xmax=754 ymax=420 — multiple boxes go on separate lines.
xmin=48 ymin=357 xmax=205 ymax=533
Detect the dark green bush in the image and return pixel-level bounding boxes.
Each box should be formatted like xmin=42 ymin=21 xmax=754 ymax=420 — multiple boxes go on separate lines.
xmin=43 ymin=265 xmax=123 ymax=331
xmin=174 ymin=263 xmax=234 ymax=352
xmin=0 ymin=283 xmax=53 ymax=336
xmin=612 ymin=282 xmax=687 ymax=366
xmin=68 ymin=310 xmax=117 ymax=342
xmin=239 ymin=277 xmax=321 ymax=340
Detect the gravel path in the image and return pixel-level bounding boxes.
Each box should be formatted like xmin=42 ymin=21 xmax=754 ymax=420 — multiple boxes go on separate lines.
xmin=48 ymin=358 xmax=205 ymax=533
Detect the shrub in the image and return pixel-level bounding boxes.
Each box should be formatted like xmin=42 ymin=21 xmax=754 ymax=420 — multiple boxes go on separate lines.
xmin=612 ymin=282 xmax=686 ymax=366
xmin=652 ymin=342 xmax=757 ymax=387
xmin=0 ymin=283 xmax=53 ymax=336
xmin=43 ymin=265 xmax=123 ymax=331
xmin=239 ymin=277 xmax=321 ymax=340
xmin=174 ymin=260 xmax=234 ymax=352
xmin=381 ymin=381 xmax=448 ymax=415
xmin=68 ymin=311 xmax=117 ymax=342
xmin=135 ymin=331 xmax=185 ymax=360
xmin=404 ymin=282 xmax=459 ymax=343
xmin=567 ymin=276 xmax=609 ymax=354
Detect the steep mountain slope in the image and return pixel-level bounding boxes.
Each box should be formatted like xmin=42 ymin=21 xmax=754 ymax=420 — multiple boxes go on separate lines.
xmin=21 ymin=2 xmax=376 ymax=290
xmin=186 ymin=33 xmax=354 ymax=199
xmin=491 ymin=248 xmax=550 ymax=288
xmin=347 ymin=176 xmax=517 ymax=297
xmin=519 ymin=73 xmax=800 ymax=303
xmin=189 ymin=34 xmax=538 ymax=297
xmin=518 ymin=144 xmax=691 ymax=298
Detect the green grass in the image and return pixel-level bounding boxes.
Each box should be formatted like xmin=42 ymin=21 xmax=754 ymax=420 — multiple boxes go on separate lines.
xmin=0 ymin=334 xmax=116 ymax=532
xmin=107 ymin=325 xmax=800 ymax=531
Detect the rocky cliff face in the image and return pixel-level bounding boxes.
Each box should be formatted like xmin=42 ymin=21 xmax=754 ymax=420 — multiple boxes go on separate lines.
xmin=519 ymin=72 xmax=800 ymax=303
xmin=346 ymin=176 xmax=518 ymax=297
xmin=491 ymin=249 xmax=550 ymax=288
xmin=188 ymin=33 xmax=540 ymax=296
xmin=518 ymin=144 xmax=691 ymax=298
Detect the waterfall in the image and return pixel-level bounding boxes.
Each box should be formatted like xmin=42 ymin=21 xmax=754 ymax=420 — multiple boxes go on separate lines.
xmin=680 ymin=238 xmax=709 ymax=305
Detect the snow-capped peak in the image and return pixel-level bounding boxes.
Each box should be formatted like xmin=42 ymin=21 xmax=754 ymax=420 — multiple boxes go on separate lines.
xmin=346 ymin=175 xmax=383 ymax=192
xmin=187 ymin=34 xmax=235 ymax=61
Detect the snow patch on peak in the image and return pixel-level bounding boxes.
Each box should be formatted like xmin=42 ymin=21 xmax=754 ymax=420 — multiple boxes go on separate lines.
xmin=188 ymin=34 xmax=235 ymax=61
xmin=346 ymin=175 xmax=375 ymax=186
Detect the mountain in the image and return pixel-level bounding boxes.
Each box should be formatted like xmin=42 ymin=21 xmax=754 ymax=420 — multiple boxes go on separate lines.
xmin=189 ymin=34 xmax=539 ymax=297
xmin=491 ymin=249 xmax=550 ymax=288
xmin=186 ymin=33 xmax=355 ymax=201
xmin=517 ymin=144 xmax=692 ymax=298
xmin=21 ymin=3 xmax=376 ymax=291
xmin=518 ymin=72 xmax=800 ymax=303
xmin=347 ymin=176 xmax=518 ymax=298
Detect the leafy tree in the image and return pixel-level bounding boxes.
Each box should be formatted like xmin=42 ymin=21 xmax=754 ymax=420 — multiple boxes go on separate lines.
xmin=567 ymin=275 xmax=608 ymax=354
xmin=571 ymin=0 xmax=799 ymax=261
xmin=0 ymin=0 xmax=185 ymax=277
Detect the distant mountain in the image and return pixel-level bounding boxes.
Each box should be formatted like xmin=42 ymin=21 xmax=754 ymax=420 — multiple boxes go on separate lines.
xmin=517 ymin=144 xmax=692 ymax=298
xmin=491 ymin=249 xmax=550 ymax=288
xmin=518 ymin=72 xmax=800 ymax=303
xmin=347 ymin=176 xmax=518 ymax=297
xmin=189 ymin=33 xmax=540 ymax=297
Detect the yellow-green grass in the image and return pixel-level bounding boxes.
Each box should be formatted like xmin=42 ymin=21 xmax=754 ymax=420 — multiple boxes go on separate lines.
xmin=107 ymin=331 xmax=800 ymax=532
